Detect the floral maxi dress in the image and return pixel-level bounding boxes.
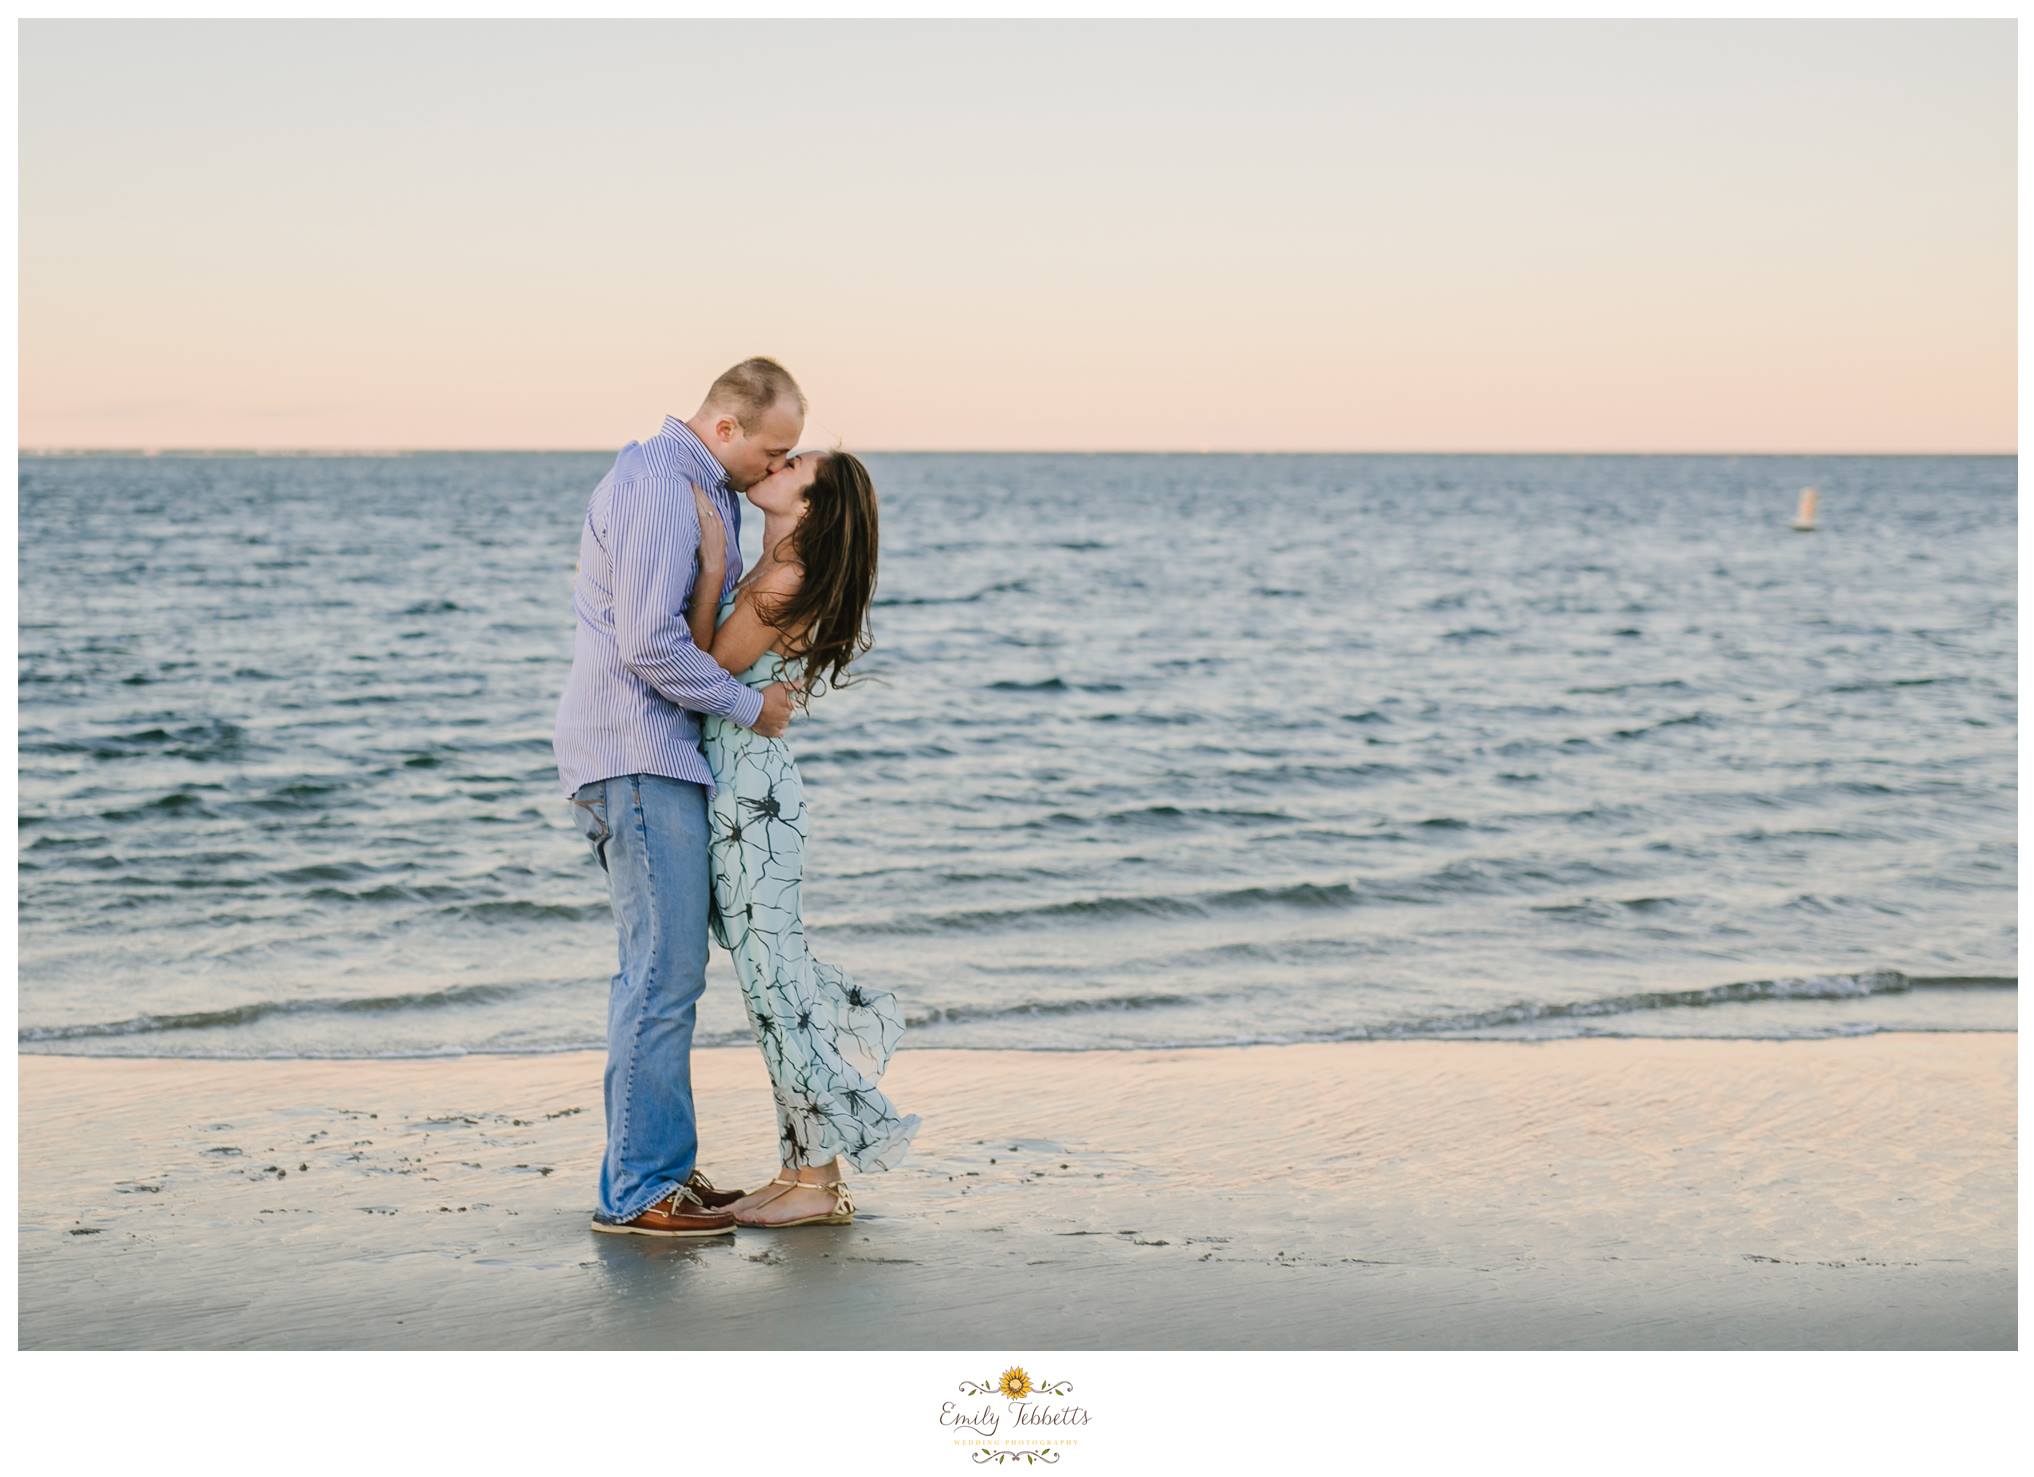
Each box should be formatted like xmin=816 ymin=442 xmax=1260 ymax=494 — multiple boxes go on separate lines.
xmin=700 ymin=591 xmax=921 ymax=1171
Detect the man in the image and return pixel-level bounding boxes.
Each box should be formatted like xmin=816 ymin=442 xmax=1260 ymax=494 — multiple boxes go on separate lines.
xmin=555 ymin=357 xmax=803 ymax=1237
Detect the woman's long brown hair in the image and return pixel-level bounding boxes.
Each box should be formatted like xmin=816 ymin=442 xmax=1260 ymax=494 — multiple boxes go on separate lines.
xmin=751 ymin=451 xmax=878 ymax=706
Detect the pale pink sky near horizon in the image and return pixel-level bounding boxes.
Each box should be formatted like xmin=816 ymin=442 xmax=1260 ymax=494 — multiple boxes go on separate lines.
xmin=18 ymin=19 xmax=2017 ymax=453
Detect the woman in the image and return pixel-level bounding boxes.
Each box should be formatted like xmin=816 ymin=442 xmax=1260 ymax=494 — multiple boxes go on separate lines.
xmin=687 ymin=450 xmax=920 ymax=1229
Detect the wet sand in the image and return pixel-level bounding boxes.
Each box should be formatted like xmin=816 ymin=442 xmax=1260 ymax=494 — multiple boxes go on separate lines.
xmin=17 ymin=1034 xmax=2015 ymax=1349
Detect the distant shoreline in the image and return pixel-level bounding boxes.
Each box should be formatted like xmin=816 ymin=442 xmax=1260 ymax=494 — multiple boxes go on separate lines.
xmin=19 ymin=447 xmax=2019 ymax=459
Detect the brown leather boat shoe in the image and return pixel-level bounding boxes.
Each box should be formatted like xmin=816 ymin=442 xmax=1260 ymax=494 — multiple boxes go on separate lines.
xmin=590 ymin=1184 xmax=736 ymax=1237
xmin=684 ymin=1168 xmax=748 ymax=1210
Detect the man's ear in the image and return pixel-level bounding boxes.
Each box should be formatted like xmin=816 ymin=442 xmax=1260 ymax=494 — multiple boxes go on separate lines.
xmin=712 ymin=413 xmax=741 ymax=445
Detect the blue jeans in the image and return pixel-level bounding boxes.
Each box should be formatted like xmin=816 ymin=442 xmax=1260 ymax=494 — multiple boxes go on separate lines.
xmin=571 ymin=774 xmax=712 ymax=1223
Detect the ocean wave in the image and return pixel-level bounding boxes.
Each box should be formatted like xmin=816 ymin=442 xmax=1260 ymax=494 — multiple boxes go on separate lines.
xmin=1610 ymin=712 xmax=1714 ymax=740
xmin=302 ymin=883 xmax=467 ymax=908
xmin=985 ymin=677 xmax=1127 ymax=693
xmin=1365 ymin=853 xmax=1629 ymax=904
xmin=231 ymin=780 xmax=354 ymax=815
xmin=19 ymin=719 xmax=255 ymax=763
xmin=97 ymin=791 xmax=221 ymax=822
xmin=843 ymin=852 xmax=1681 ymax=933
xmin=942 ymin=970 xmax=2016 ymax=1040
xmin=1011 ymin=803 xmax=1299 ymax=832
xmin=839 ymin=879 xmax=1362 ymax=935
xmin=800 ymin=743 xmax=962 ymax=764
xmin=875 ymin=577 xmax=1030 ymax=607
xmin=1828 ymin=676 xmax=1958 ymax=694
xmin=1530 ymin=894 xmax=1684 ymax=917
xmin=18 ymin=970 xmax=2012 ymax=1058
xmin=905 ymin=990 xmax=1212 ymax=1027
xmin=1226 ymin=761 xmax=1415 ymax=791
xmin=1384 ymin=970 xmax=2014 ymax=1039
xmin=18 ymin=981 xmax=526 ymax=1043
xmin=1566 ymin=679 xmax=1697 ymax=696
xmin=452 ymin=900 xmax=609 ymax=923
xmin=902 ymin=969 xmax=2017 ymax=1046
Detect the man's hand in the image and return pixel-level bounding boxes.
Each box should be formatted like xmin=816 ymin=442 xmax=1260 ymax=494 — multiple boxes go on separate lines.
xmin=752 ymin=682 xmax=796 ymax=738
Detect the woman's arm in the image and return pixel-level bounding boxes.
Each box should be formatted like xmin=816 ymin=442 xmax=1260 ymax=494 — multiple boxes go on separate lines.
xmin=686 ymin=485 xmax=728 ymax=656
xmin=705 ymin=561 xmax=809 ymax=677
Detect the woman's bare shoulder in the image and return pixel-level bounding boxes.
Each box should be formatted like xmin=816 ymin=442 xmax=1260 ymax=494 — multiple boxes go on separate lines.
xmin=737 ymin=559 xmax=811 ymax=649
xmin=744 ymin=558 xmax=804 ymax=596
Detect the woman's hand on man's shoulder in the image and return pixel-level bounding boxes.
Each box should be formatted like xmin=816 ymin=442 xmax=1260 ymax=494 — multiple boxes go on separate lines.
xmin=690 ymin=484 xmax=726 ymax=568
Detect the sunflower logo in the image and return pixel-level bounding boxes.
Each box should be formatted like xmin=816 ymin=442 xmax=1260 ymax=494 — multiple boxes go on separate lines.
xmin=997 ymin=1366 xmax=1034 ymax=1400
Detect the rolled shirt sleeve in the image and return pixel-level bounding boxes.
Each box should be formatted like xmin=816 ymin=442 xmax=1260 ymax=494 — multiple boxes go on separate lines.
xmin=607 ymin=476 xmax=767 ymax=729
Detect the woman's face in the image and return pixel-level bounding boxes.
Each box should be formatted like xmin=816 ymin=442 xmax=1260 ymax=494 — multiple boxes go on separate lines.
xmin=743 ymin=451 xmax=821 ymax=518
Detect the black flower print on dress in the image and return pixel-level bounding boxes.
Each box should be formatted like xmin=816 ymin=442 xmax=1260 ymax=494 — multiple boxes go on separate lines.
xmin=702 ymin=594 xmax=922 ymax=1172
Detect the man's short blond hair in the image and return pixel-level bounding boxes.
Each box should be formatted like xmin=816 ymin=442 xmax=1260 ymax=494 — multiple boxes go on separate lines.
xmin=704 ymin=357 xmax=806 ymax=432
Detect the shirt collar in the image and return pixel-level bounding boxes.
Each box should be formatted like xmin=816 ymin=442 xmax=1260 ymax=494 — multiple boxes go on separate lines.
xmin=657 ymin=415 xmax=730 ymax=491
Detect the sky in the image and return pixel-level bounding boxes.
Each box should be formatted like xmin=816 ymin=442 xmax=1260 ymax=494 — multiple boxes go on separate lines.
xmin=16 ymin=19 xmax=2017 ymax=452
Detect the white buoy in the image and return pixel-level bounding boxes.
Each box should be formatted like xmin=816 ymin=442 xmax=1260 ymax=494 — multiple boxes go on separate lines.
xmin=1791 ymin=486 xmax=1818 ymax=532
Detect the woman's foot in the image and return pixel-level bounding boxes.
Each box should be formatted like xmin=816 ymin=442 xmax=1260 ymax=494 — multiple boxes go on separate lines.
xmin=724 ymin=1170 xmax=800 ymax=1219
xmin=731 ymin=1163 xmax=854 ymax=1227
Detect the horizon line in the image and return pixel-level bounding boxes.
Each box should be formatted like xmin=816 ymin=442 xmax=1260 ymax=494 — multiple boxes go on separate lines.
xmin=18 ymin=445 xmax=2020 ymax=458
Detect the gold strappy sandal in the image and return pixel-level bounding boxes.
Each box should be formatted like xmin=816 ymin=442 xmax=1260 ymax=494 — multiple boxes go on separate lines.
xmin=729 ymin=1172 xmax=799 ymax=1218
xmin=736 ymin=1175 xmax=856 ymax=1229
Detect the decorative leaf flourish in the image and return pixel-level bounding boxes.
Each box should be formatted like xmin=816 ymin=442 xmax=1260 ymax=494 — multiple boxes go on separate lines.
xmin=958 ymin=1377 xmax=1074 ymax=1397
xmin=970 ymin=1452 xmax=1060 ymax=1465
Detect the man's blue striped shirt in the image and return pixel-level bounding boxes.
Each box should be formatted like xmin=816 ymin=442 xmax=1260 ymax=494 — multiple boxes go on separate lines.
xmin=553 ymin=416 xmax=764 ymax=798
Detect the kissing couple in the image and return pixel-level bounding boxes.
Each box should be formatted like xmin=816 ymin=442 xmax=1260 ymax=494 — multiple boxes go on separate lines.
xmin=553 ymin=357 xmax=920 ymax=1237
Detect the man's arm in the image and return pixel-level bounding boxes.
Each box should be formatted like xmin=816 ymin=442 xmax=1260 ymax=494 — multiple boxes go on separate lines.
xmin=608 ymin=476 xmax=765 ymax=728
xmin=685 ymin=556 xmax=724 ymax=656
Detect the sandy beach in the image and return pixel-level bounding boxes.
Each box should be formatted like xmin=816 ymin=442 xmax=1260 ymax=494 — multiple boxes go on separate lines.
xmin=18 ymin=1034 xmax=2015 ymax=1350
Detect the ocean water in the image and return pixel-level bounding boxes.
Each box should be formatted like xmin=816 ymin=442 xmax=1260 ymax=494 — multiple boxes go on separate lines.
xmin=16 ymin=452 xmax=2017 ymax=1058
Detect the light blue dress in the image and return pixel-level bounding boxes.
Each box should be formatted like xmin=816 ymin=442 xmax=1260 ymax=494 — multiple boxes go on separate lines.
xmin=701 ymin=589 xmax=921 ymax=1172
